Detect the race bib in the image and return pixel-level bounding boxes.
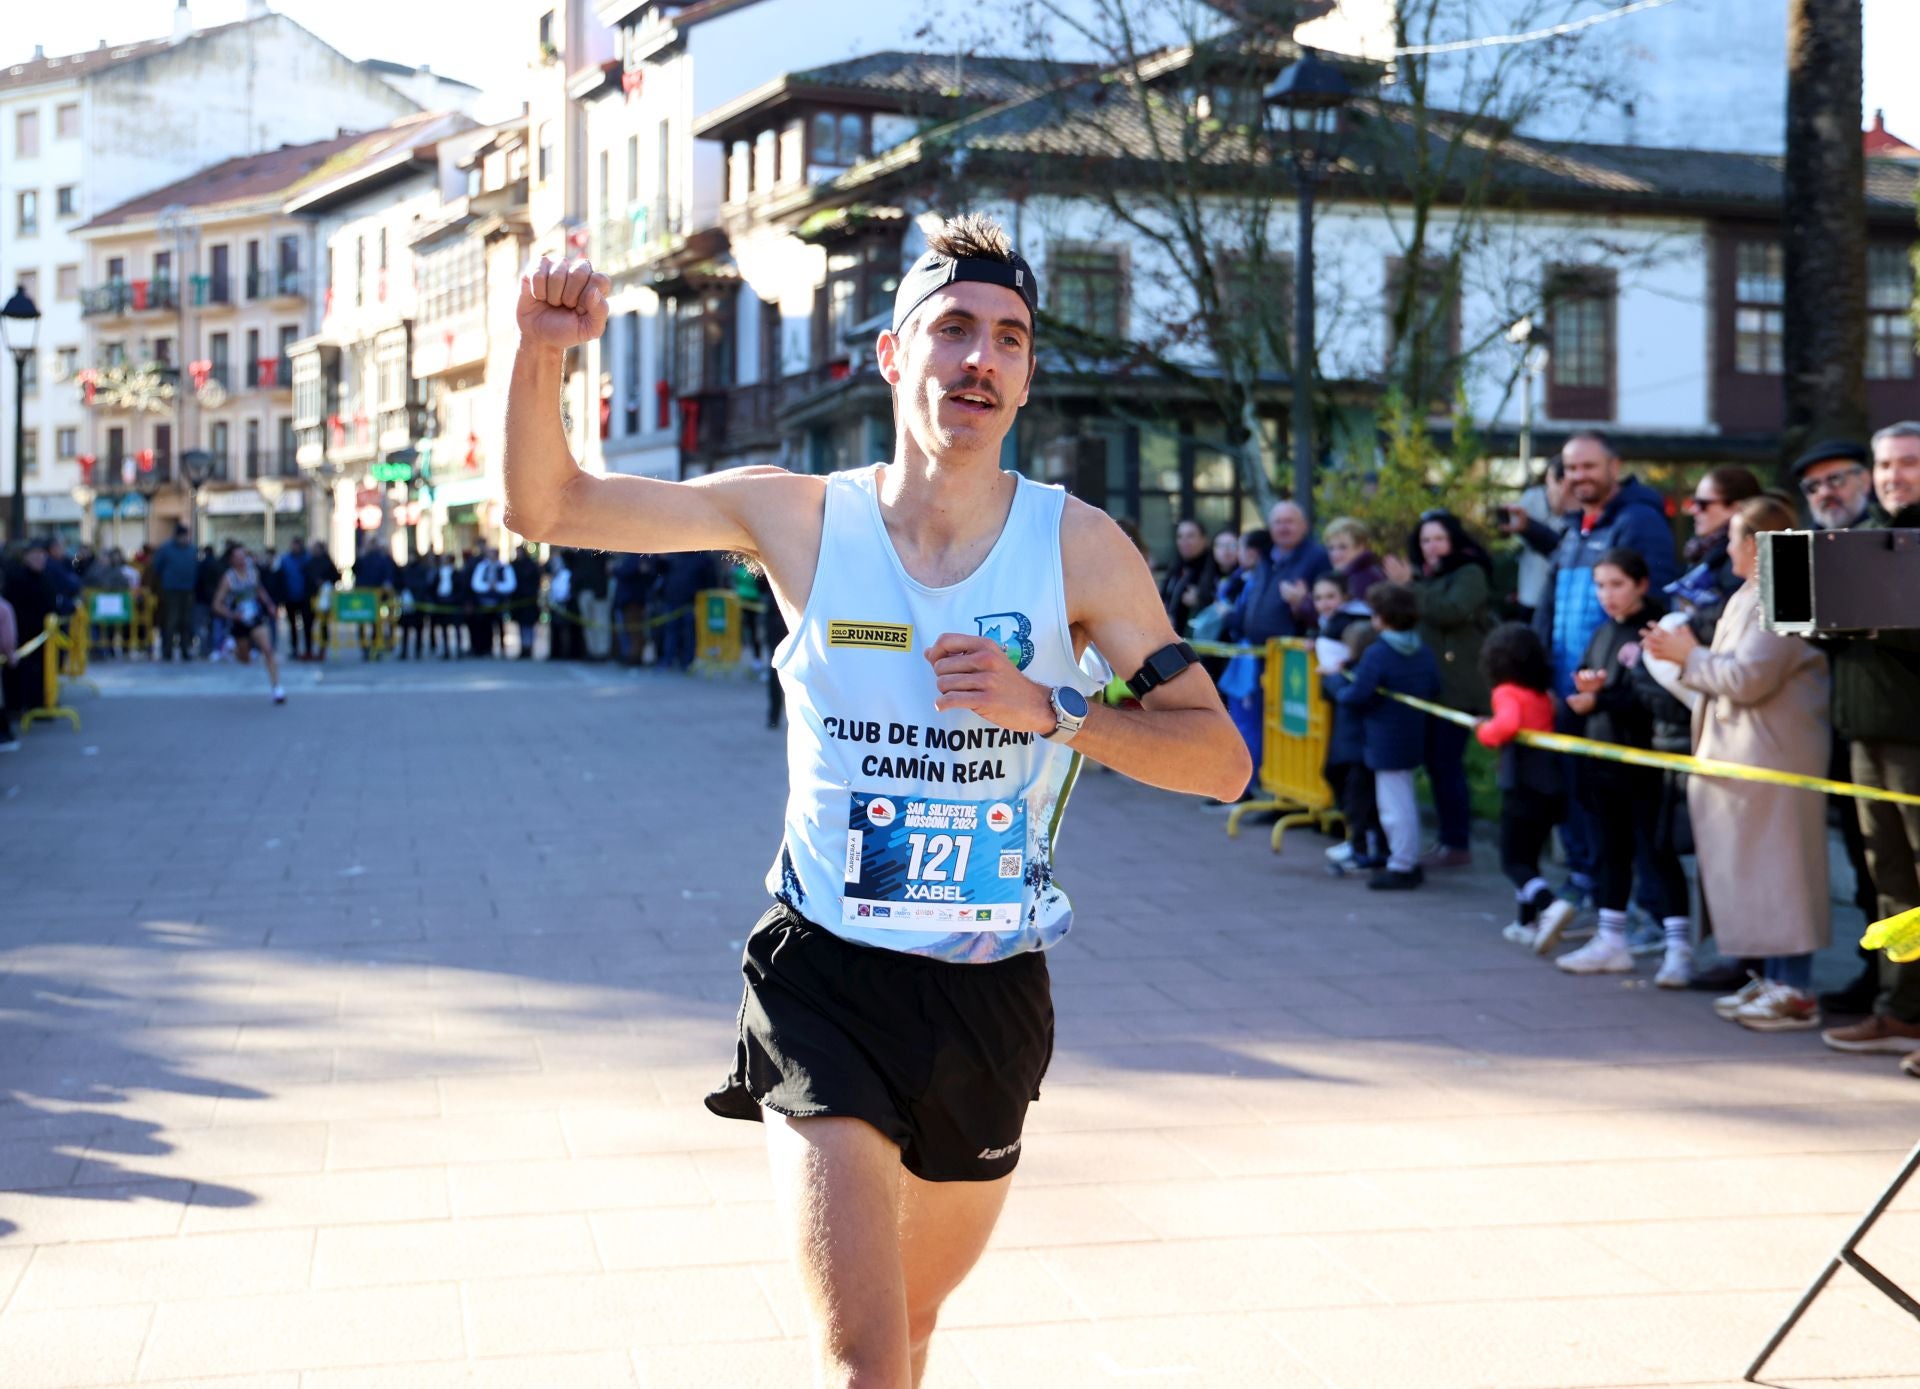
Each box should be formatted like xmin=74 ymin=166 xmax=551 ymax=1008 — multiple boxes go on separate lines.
xmin=843 ymin=792 xmax=1026 ymax=930
xmin=237 ymin=597 xmax=261 ymax=624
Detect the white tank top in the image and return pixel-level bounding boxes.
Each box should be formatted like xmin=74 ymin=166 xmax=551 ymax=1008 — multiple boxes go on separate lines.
xmin=767 ymin=464 xmax=1090 ymax=962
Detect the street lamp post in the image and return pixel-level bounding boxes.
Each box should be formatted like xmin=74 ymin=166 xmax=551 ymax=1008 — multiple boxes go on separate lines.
xmin=1264 ymin=53 xmax=1353 ymax=529
xmin=180 ymin=447 xmax=216 ymax=548
xmin=3 ymin=285 xmax=43 ymax=542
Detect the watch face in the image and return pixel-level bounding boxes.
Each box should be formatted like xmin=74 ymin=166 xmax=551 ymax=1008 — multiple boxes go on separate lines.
xmin=1056 ymin=686 xmax=1090 ymax=719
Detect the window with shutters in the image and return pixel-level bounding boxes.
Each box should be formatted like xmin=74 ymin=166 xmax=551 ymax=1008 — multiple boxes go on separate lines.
xmin=1545 ymin=267 xmax=1616 ymax=420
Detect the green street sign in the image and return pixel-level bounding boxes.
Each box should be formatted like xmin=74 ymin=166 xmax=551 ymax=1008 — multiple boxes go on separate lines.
xmin=1280 ymin=646 xmax=1311 ymax=738
xmin=89 ymin=591 xmax=132 ymax=625
xmin=705 ymin=593 xmax=730 ymax=634
xmin=369 ymin=461 xmax=414 ymax=483
xmin=334 ymin=589 xmax=381 ymax=624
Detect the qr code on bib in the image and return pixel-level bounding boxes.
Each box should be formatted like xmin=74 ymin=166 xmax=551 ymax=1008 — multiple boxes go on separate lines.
xmin=998 ymin=852 xmax=1023 ymax=880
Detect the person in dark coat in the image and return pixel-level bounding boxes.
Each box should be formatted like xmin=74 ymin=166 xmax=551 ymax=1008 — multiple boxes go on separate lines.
xmin=1159 ymin=518 xmax=1221 ymax=638
xmin=1 ymin=542 xmax=56 ymax=714
xmin=511 ymin=544 xmax=543 ymax=658
xmin=1323 ymin=582 xmax=1441 ymax=892
xmin=193 ymin=545 xmax=224 ymax=659
xmin=303 ymin=541 xmax=341 ymax=661
xmin=350 ymin=540 xmax=399 ymax=661
xmin=611 ymin=553 xmax=651 ymax=666
xmin=657 ymin=550 xmax=715 ymax=670
xmin=151 ymin=524 xmax=200 ymax=660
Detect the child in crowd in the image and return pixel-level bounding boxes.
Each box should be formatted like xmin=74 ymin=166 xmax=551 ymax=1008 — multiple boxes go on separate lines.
xmin=1474 ymin=623 xmax=1574 ymax=950
xmin=1313 ymin=571 xmax=1383 ymax=874
xmin=1556 ymin=548 xmax=1696 ymax=986
xmin=1324 ymin=582 xmax=1441 ymax=891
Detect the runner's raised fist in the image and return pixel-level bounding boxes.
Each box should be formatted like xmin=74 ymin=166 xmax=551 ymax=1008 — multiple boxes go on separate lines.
xmin=517 ymin=256 xmax=611 ymax=349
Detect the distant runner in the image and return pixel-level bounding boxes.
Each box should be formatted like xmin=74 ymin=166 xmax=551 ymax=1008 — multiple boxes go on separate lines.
xmin=504 ymin=213 xmax=1249 ymax=1388
xmin=211 ymin=543 xmax=285 ymax=705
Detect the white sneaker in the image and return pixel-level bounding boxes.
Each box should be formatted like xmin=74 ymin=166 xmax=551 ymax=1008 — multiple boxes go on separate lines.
xmin=271 ymin=686 xmax=286 ymax=705
xmin=1502 ymin=921 xmax=1538 ymax=946
xmin=1556 ymin=934 xmax=1634 ymax=974
xmin=1655 ymin=943 xmax=1694 ymax=990
xmin=1532 ymin=899 xmax=1576 ymax=956
xmin=1324 ymin=842 xmax=1355 ymax=876
xmin=1713 ymin=976 xmax=1767 ymax=1020
xmin=1734 ymin=982 xmax=1821 ymax=1033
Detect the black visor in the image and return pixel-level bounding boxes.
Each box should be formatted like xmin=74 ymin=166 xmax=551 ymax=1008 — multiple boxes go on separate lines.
xmin=890 ymin=247 xmax=1040 ymax=335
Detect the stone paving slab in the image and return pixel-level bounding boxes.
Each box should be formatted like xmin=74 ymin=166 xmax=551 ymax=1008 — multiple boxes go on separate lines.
xmin=0 ymin=666 xmax=1915 ymax=1387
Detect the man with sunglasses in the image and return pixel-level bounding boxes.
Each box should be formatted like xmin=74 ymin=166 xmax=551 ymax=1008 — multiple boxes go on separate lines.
xmin=1783 ymin=441 xmax=1885 ymax=1015
xmin=1792 ymin=440 xmax=1876 ymax=532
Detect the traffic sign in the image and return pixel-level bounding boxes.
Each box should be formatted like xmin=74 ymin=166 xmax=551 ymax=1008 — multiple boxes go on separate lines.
xmin=370 ymin=461 xmax=414 ymax=483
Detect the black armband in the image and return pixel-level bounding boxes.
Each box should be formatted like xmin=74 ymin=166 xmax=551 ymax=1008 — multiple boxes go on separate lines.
xmin=1126 ymin=641 xmax=1199 ymax=699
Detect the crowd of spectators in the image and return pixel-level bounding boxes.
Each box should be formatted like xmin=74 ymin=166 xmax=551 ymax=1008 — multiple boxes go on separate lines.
xmin=1158 ymin=423 xmax=1920 ymax=1077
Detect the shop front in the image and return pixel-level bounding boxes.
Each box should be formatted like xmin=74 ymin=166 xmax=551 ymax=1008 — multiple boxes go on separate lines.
xmin=201 ymin=487 xmax=309 ymax=555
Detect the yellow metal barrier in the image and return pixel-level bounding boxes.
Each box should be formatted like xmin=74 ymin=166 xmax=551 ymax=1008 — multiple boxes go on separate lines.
xmin=693 ymin=588 xmax=742 ymax=671
xmin=1226 ymin=637 xmax=1344 ymax=851
xmin=20 ymin=615 xmax=81 ymax=732
xmin=315 ymin=587 xmax=397 ymax=657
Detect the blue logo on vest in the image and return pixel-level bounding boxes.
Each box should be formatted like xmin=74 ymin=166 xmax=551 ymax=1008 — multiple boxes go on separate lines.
xmin=974 ymin=611 xmax=1034 ymax=671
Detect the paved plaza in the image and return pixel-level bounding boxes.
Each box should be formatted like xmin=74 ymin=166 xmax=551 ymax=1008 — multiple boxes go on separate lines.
xmin=0 ymin=661 xmax=1916 ymax=1388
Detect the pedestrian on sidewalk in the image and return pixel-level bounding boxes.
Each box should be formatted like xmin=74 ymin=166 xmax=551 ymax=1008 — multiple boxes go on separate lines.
xmin=1385 ymin=509 xmax=1495 ymax=870
xmin=468 ymin=545 xmax=515 ymax=658
xmin=275 ymin=537 xmax=314 ymax=660
xmin=397 ymin=553 xmax=433 ymax=660
xmin=1324 ymin=581 xmax=1441 ymax=891
xmin=2 ymin=541 xmax=55 ymax=715
xmin=0 ymin=566 xmax=19 ymax=750
xmin=1312 ymin=569 xmax=1381 ymax=875
xmin=1553 ymin=548 xmax=1695 ymax=986
xmin=192 ymin=544 xmax=223 ymax=660
xmin=511 ymin=544 xmax=543 ymax=659
xmin=1474 ymin=623 xmax=1573 ymax=951
xmin=1815 ymin=423 xmax=1920 ymax=1075
xmin=303 ymin=541 xmax=341 ymax=662
xmin=1645 ymin=493 xmax=1830 ymax=1033
xmin=503 ymin=213 xmax=1250 ymax=1386
xmin=152 ymin=524 xmax=199 ymax=661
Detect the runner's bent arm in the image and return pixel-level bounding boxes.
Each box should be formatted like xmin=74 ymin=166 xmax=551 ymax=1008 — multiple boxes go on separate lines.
xmin=502 ymin=257 xmax=814 ymax=565
xmin=927 ymin=500 xmax=1251 ymax=802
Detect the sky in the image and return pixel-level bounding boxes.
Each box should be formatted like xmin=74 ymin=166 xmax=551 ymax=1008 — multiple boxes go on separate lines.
xmin=6 ymin=0 xmax=1920 ymax=144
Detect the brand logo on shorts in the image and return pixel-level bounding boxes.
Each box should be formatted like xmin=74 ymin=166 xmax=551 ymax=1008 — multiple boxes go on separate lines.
xmin=866 ymin=797 xmax=896 ymax=827
xmin=977 ymin=1140 xmax=1021 ymax=1161
xmin=829 ymin=620 xmax=913 ymax=652
xmin=973 ymin=612 xmax=1034 ymax=670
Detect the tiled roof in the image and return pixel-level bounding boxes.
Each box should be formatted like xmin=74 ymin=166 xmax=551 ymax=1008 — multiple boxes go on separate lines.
xmin=0 ymin=22 xmax=249 ymax=92
xmin=840 ymin=71 xmax=1920 ymax=219
xmin=79 ymin=130 xmax=374 ymax=230
xmin=788 ymin=50 xmax=1080 ymax=106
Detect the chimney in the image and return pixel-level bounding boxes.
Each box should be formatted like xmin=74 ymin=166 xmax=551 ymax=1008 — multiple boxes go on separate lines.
xmin=31 ymin=44 xmax=44 ymax=60
xmin=171 ymin=1 xmax=193 ymax=43
xmin=1872 ymin=109 xmax=1888 ymax=135
xmin=246 ymin=0 xmax=271 ymax=18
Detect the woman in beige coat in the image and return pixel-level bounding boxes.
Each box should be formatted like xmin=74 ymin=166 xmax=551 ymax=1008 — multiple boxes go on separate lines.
xmin=1643 ymin=493 xmax=1831 ymax=1033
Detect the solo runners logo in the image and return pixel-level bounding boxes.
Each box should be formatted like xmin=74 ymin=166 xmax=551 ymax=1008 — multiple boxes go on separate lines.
xmin=973 ymin=612 xmax=1034 ymax=670
xmin=866 ymin=797 xmax=897 ymax=827
xmin=829 ymin=620 xmax=913 ymax=652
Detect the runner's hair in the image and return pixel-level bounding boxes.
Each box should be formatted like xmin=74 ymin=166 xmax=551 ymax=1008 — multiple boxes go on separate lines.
xmin=925 ymin=212 xmax=1016 ymax=264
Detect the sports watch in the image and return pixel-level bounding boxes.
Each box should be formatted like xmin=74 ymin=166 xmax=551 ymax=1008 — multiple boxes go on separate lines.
xmin=1044 ymin=684 xmax=1090 ymax=744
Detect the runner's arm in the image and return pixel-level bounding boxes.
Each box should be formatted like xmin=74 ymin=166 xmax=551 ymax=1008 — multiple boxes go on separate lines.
xmin=502 ymin=258 xmax=797 ymax=559
xmin=210 ymin=573 xmax=233 ymax=622
xmin=928 ymin=501 xmax=1249 ymax=801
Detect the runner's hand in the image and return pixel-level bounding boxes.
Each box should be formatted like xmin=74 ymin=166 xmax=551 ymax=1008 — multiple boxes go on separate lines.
xmin=517 ymin=256 xmax=611 ymax=349
xmin=925 ymin=634 xmax=1053 ymax=732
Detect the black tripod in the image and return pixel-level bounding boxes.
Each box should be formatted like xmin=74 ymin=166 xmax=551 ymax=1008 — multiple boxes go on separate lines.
xmin=1745 ymin=1139 xmax=1920 ymax=1381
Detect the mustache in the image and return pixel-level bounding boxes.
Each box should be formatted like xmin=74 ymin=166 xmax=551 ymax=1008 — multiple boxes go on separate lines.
xmin=941 ymin=375 xmax=1000 ymax=407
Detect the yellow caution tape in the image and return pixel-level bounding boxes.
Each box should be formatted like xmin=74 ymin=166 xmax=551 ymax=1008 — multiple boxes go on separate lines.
xmin=1186 ymin=641 xmax=1920 ymax=808
xmin=1862 ymin=906 xmax=1920 ymax=963
xmin=1384 ymin=689 xmax=1920 ymax=809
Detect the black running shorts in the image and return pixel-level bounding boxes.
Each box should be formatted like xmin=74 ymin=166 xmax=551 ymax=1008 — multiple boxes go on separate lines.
xmin=705 ymin=902 xmax=1054 ymax=1182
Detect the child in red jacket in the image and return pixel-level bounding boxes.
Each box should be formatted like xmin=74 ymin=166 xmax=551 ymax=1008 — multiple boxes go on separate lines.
xmin=1476 ymin=623 xmax=1574 ymax=951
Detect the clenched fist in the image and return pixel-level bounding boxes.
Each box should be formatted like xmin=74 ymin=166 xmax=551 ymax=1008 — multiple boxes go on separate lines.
xmin=518 ymin=256 xmax=611 ymax=349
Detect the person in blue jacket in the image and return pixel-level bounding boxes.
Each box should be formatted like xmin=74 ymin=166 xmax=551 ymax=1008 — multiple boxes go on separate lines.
xmin=1324 ymin=582 xmax=1442 ymax=891
xmin=1514 ymin=430 xmax=1678 ymax=901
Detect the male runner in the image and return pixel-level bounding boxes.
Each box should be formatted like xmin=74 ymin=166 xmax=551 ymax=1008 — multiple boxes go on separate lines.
xmin=504 ymin=213 xmax=1250 ymax=1388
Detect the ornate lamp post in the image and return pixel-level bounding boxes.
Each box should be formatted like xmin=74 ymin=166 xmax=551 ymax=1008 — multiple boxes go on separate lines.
xmin=3 ymin=285 xmax=42 ymax=541
xmin=180 ymin=447 xmax=216 ymax=547
xmin=1264 ymin=53 xmax=1353 ymax=528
